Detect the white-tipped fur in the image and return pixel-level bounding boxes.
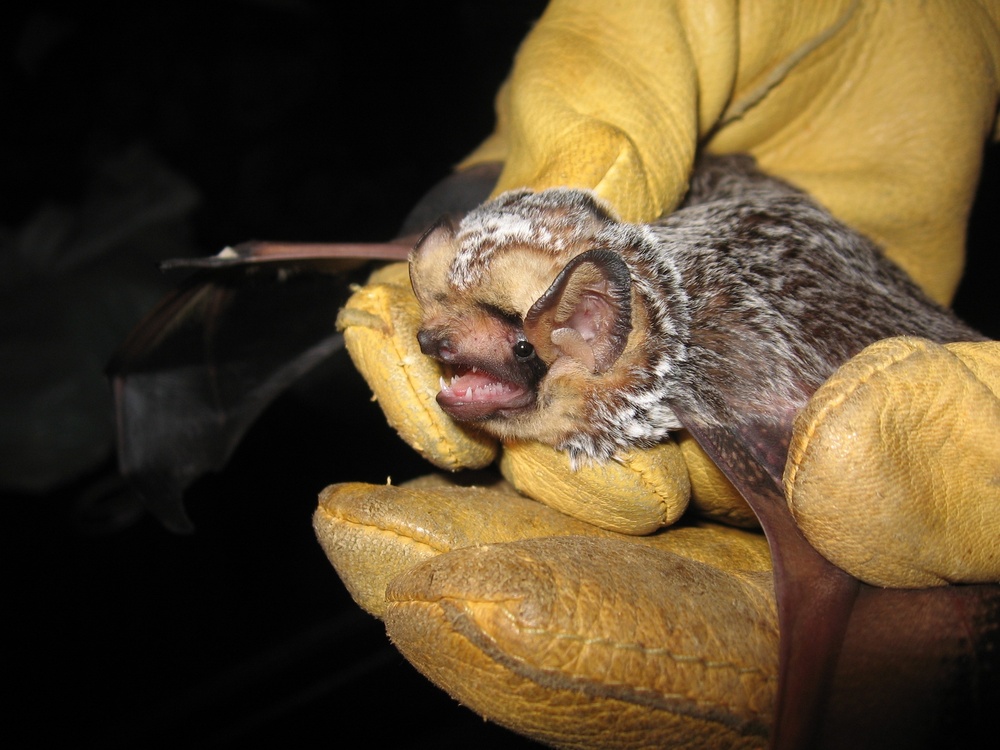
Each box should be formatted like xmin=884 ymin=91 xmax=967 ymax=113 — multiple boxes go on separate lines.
xmin=412 ymin=155 xmax=983 ymax=463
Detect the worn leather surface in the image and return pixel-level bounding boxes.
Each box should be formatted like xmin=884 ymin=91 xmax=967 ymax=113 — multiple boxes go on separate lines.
xmin=314 ymin=477 xmax=776 ymax=749
xmin=786 ymin=337 xmax=1000 ymax=587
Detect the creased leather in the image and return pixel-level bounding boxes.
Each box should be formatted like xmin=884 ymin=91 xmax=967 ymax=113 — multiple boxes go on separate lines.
xmin=786 ymin=337 xmax=1000 ymax=587
xmin=314 ymin=478 xmax=775 ymax=749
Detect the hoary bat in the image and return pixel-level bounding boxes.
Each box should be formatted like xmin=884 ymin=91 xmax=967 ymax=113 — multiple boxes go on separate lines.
xmin=410 ymin=155 xmax=999 ymax=749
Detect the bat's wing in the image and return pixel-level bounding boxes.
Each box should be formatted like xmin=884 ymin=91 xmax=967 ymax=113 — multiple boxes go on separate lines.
xmin=159 ymin=240 xmax=414 ymax=270
xmin=108 ymin=162 xmax=503 ymax=532
xmin=676 ymin=412 xmax=857 ymax=749
xmin=107 ymin=242 xmax=409 ymax=533
xmin=675 ymin=409 xmax=1000 ymax=750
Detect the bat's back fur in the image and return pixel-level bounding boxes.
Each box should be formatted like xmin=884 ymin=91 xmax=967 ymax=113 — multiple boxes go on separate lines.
xmin=645 ymin=155 xmax=981 ymax=423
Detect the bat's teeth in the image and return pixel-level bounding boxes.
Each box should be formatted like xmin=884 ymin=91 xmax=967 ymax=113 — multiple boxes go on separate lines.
xmin=469 ymin=381 xmax=511 ymax=399
xmin=436 ymin=362 xmax=522 ymax=404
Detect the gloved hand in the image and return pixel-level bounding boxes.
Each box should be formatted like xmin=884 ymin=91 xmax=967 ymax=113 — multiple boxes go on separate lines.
xmin=319 ymin=1 xmax=1000 ymax=747
xmin=315 ymin=477 xmax=779 ymax=748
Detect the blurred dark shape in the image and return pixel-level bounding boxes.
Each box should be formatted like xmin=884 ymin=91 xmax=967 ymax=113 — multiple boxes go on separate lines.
xmin=0 ymin=144 xmax=200 ymax=494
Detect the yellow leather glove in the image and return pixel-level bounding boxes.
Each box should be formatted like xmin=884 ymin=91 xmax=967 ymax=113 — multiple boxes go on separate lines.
xmin=340 ymin=0 xmax=1000 ymax=569
xmin=315 ymin=478 xmax=778 ymax=748
xmin=786 ymin=337 xmax=1000 ymax=587
xmin=322 ymin=1 xmax=1000 ymax=746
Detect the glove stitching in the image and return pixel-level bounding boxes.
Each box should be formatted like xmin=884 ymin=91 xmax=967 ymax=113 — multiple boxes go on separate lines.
xmin=318 ymin=506 xmax=451 ymax=554
xmin=424 ymin=599 xmax=773 ymax=730
xmin=718 ymin=0 xmax=861 ymax=127
xmin=619 ymin=450 xmax=683 ymax=524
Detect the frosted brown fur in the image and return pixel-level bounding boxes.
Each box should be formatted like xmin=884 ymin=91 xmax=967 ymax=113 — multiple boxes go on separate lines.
xmin=410 ymin=154 xmax=982 ymax=463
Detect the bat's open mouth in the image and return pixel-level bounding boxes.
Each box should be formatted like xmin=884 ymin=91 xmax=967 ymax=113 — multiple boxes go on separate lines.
xmin=436 ymin=364 xmax=535 ymax=420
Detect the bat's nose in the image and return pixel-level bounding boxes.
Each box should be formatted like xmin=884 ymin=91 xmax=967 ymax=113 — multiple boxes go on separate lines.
xmin=416 ymin=329 xmax=437 ymax=355
xmin=417 ymin=329 xmax=455 ymax=361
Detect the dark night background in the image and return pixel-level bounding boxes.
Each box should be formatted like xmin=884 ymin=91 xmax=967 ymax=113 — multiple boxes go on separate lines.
xmin=2 ymin=2 xmax=997 ymax=747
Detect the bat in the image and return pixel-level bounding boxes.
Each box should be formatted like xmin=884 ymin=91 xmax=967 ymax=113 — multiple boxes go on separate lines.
xmin=409 ymin=154 xmax=1000 ymax=749
xmin=107 ymin=163 xmax=501 ymax=532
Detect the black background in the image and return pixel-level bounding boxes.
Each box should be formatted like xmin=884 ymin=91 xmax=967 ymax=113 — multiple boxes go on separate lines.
xmin=3 ymin=2 xmax=997 ymax=748
xmin=4 ymin=2 xmax=548 ymax=747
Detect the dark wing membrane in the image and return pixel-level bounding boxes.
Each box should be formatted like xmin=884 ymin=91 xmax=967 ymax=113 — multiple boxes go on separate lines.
xmin=107 ymin=261 xmax=371 ymax=532
xmin=106 ymin=165 xmax=501 ymax=532
xmin=824 ymin=582 xmax=1000 ymax=749
xmin=396 ymin=162 xmax=502 ymax=237
xmin=676 ymin=412 xmax=857 ymax=750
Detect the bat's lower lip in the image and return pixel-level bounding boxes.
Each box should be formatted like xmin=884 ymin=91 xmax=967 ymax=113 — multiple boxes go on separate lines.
xmin=436 ymin=364 xmax=535 ymax=421
xmin=436 ymin=393 xmax=536 ymax=422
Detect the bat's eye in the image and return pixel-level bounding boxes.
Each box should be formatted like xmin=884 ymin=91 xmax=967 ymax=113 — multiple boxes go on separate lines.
xmin=513 ymin=340 xmax=535 ymax=360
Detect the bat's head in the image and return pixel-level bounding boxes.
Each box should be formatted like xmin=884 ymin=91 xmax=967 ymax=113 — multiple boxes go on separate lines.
xmin=409 ymin=189 xmax=685 ymax=458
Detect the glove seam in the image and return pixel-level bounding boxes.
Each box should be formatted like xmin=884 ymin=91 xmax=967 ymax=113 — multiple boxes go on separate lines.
xmin=419 ymin=598 xmax=775 ymax=731
xmin=402 ymin=595 xmax=776 ymax=679
xmin=317 ymin=505 xmax=452 ymax=555
xmin=618 ymin=450 xmax=685 ymax=525
xmin=718 ymin=0 xmax=861 ymax=127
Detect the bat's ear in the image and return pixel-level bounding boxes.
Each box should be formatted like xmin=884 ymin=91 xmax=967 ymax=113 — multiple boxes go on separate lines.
xmin=409 ymin=216 xmax=458 ymax=303
xmin=524 ymin=249 xmax=632 ymax=373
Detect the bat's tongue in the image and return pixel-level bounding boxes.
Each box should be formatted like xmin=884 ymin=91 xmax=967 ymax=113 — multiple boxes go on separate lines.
xmin=436 ymin=365 xmax=531 ymax=420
